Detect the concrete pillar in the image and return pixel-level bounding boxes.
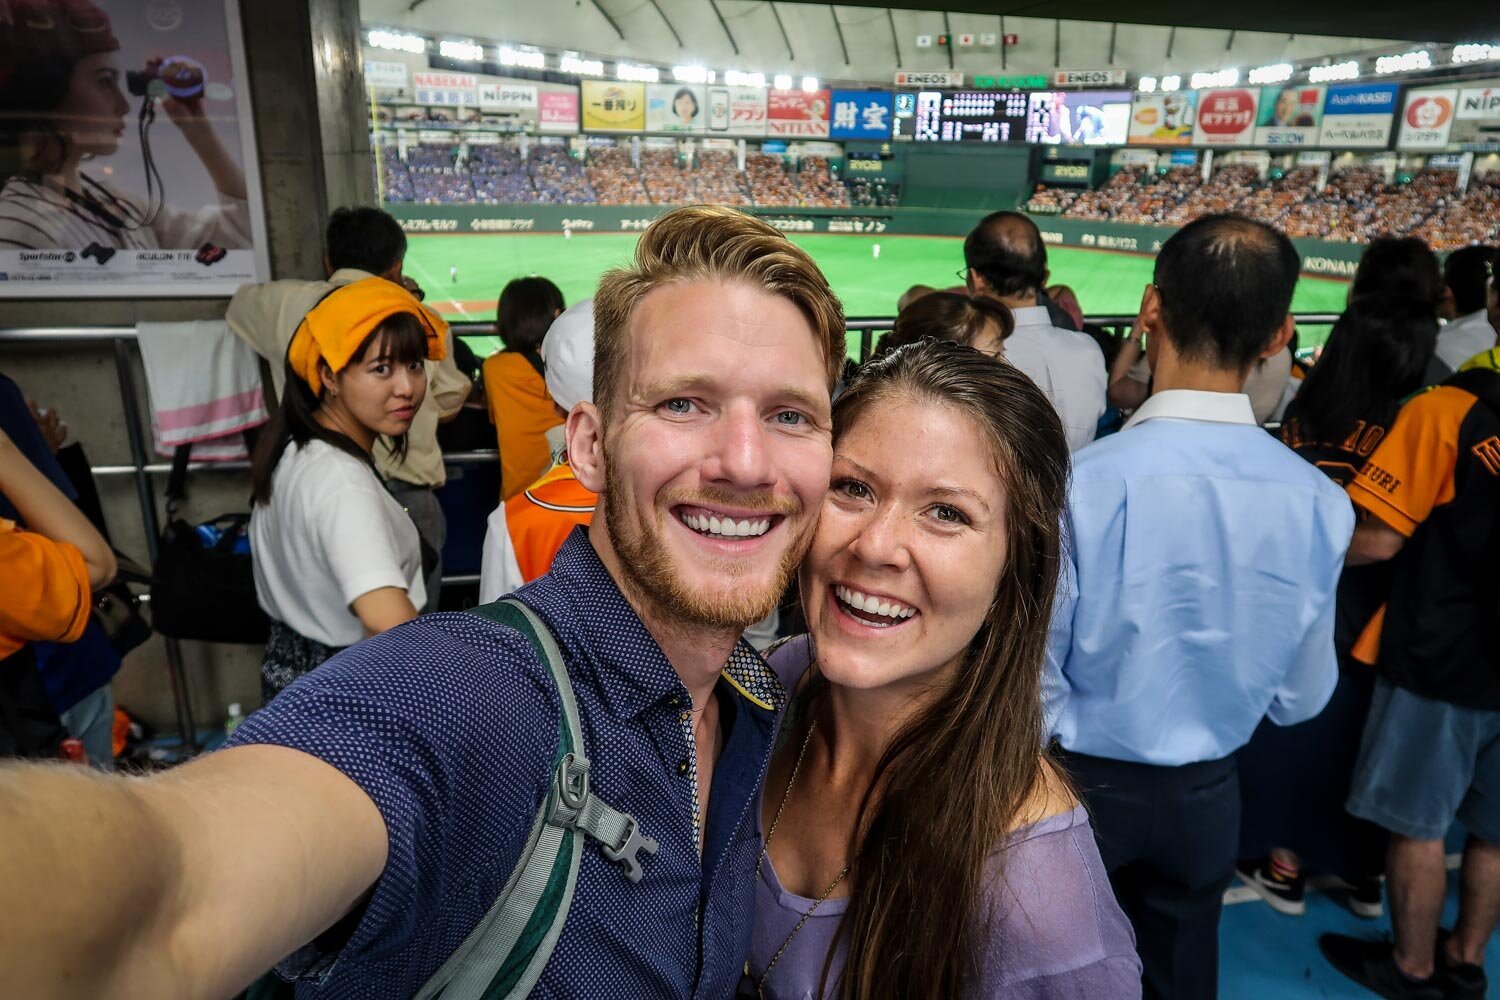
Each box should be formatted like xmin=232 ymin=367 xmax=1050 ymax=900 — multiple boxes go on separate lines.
xmin=0 ymin=0 xmax=374 ymax=736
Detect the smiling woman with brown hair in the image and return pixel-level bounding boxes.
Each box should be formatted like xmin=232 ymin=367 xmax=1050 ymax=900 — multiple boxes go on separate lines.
xmin=742 ymin=340 xmax=1140 ymax=999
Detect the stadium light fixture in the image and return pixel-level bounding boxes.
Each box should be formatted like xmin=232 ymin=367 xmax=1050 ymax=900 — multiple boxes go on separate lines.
xmin=1189 ymin=68 xmax=1238 ymax=89
xmin=439 ymin=39 xmax=486 ymax=62
xmin=801 ymin=76 xmax=820 ymax=93
xmin=725 ymin=70 xmax=765 ymax=87
xmin=367 ymin=29 xmax=426 ymax=54
xmin=1160 ymin=74 xmax=1181 ymax=92
xmin=617 ymin=62 xmax=661 ymax=83
xmin=1248 ymin=63 xmax=1293 ymax=85
xmin=1309 ymin=60 xmax=1360 ymax=83
xmin=774 ymin=74 xmax=793 ymax=90
xmin=1138 ymin=76 xmax=1157 ymax=93
xmin=1453 ymin=43 xmax=1500 ymax=64
xmin=498 ymin=45 xmax=546 ymax=69
xmin=560 ymin=53 xmax=605 ymax=76
xmin=1375 ymin=50 xmax=1431 ymax=74
xmin=673 ymin=65 xmax=710 ymax=84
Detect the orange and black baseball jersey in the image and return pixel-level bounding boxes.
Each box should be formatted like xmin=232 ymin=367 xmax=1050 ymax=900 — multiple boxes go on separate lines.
xmin=1281 ymin=400 xmax=1399 ymax=658
xmin=1347 ymin=368 xmax=1500 ymax=710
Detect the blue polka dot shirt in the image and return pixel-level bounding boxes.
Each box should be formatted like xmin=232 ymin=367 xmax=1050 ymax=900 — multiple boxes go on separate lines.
xmin=226 ymin=529 xmax=787 ymax=998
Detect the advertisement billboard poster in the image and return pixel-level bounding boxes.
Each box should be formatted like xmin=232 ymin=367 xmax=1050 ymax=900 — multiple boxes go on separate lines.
xmin=412 ymin=72 xmax=478 ymax=106
xmin=1128 ymin=92 xmax=1196 ymax=145
xmin=830 ymin=90 xmax=895 ymax=139
xmin=363 ymin=60 xmax=409 ymax=93
xmin=581 ymin=81 xmax=645 ymax=131
xmin=479 ymin=82 xmax=538 ymax=111
xmin=1193 ymin=88 xmax=1259 ymax=145
xmin=1025 ymin=91 xmax=1132 ymax=145
xmin=646 ymin=84 xmax=706 ymax=132
xmin=539 ymin=90 xmax=580 ymax=133
xmin=715 ymin=86 xmax=767 ymax=135
xmin=1399 ymin=87 xmax=1459 ymax=149
xmin=768 ymin=89 xmax=832 ymax=137
xmin=1254 ymin=84 xmax=1325 ymax=146
xmin=0 ymin=0 xmax=270 ymax=298
xmin=1319 ymin=83 xmax=1400 ymax=148
xmin=1450 ymin=84 xmax=1500 ymax=150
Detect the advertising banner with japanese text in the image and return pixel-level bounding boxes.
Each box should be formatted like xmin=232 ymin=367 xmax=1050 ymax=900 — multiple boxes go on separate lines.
xmin=581 ymin=81 xmax=645 ymax=131
xmin=539 ymin=90 xmax=580 ymax=133
xmin=1254 ymin=84 xmax=1324 ymax=146
xmin=0 ymin=0 xmax=270 ymax=297
xmin=412 ymin=71 xmax=478 ymax=106
xmin=1128 ymin=92 xmax=1196 ymax=145
xmin=1319 ymin=83 xmax=1399 ymax=148
xmin=1398 ymin=87 xmax=1459 ymax=150
xmin=768 ymin=89 xmax=832 ymax=137
xmin=646 ymin=84 xmax=705 ymax=133
xmin=717 ymin=86 xmax=768 ymax=135
xmin=1193 ymin=88 xmax=1259 ymax=145
xmin=1450 ymin=83 xmax=1500 ymax=150
xmin=829 ymin=90 xmax=895 ymax=139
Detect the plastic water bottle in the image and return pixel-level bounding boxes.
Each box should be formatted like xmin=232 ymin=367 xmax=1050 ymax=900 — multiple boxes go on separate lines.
xmin=225 ymin=703 xmax=247 ymax=737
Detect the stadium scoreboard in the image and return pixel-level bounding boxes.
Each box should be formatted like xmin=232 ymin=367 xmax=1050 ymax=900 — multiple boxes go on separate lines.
xmin=894 ymin=90 xmax=1029 ymax=142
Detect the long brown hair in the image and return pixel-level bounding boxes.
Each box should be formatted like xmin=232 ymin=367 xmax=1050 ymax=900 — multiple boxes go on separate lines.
xmin=817 ymin=340 xmax=1071 ymax=998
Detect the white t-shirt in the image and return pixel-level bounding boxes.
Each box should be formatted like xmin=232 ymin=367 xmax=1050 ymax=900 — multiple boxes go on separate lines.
xmin=250 ymin=439 xmax=426 ymax=647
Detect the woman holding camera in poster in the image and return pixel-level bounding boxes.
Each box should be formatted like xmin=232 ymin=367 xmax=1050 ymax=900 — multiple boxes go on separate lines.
xmin=0 ymin=0 xmax=250 ymax=252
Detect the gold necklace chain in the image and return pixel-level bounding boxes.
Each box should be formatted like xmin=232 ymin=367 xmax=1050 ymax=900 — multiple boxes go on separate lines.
xmin=750 ymin=718 xmax=853 ymax=997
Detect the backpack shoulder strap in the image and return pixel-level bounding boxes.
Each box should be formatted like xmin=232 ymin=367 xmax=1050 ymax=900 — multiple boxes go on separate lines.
xmin=415 ymin=598 xmax=657 ymax=1000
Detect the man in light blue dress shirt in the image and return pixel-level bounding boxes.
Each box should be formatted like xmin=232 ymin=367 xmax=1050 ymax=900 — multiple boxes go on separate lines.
xmin=1045 ymin=214 xmax=1355 ymax=1000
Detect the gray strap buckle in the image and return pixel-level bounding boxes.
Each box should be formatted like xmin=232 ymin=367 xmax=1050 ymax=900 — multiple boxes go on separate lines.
xmin=547 ymin=752 xmax=590 ymax=826
xmin=600 ymin=814 xmax=659 ymax=884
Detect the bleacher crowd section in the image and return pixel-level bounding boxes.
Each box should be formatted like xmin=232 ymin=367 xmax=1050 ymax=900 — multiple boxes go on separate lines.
xmin=1025 ymin=165 xmax=1500 ymax=248
xmin=373 ymin=140 xmax=866 ymax=210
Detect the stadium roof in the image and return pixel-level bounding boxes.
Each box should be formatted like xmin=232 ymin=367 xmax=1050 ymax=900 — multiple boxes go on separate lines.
xmin=794 ymin=1 xmax=1491 ymax=46
xmin=363 ymin=0 xmax=1428 ymax=85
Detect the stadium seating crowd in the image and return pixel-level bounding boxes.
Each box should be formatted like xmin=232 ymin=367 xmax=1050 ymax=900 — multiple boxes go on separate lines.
xmin=797 ymin=157 xmax=851 ymax=209
xmin=1020 ymin=162 xmax=1499 ymax=248
xmin=586 ymin=146 xmax=649 ymax=205
xmin=693 ymin=150 xmax=753 ymax=206
xmin=640 ymin=148 xmax=698 ymax=206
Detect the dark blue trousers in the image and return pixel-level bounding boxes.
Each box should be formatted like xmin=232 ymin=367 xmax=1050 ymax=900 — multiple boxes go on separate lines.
xmin=1059 ymin=749 xmax=1240 ymax=1000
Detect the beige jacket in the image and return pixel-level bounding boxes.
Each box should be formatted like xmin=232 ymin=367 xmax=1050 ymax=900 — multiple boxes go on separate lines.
xmin=226 ymin=268 xmax=471 ymax=487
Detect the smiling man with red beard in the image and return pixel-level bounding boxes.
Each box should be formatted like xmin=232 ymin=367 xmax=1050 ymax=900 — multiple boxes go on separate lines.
xmin=0 ymin=207 xmax=845 ymax=1000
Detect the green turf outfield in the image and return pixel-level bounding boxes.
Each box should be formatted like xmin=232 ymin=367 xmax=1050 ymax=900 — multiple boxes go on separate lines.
xmin=404 ymin=232 xmax=1350 ymax=358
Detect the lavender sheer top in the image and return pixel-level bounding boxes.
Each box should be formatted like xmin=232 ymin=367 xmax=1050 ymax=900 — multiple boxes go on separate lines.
xmin=744 ymin=638 xmax=1142 ymax=999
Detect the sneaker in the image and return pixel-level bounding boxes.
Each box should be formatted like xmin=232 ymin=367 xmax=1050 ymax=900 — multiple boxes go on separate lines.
xmin=1319 ymin=934 xmax=1444 ymax=1000
xmin=1344 ymin=875 xmax=1385 ymax=919
xmin=1235 ymin=857 xmax=1306 ymax=916
xmin=1435 ymin=928 xmax=1489 ymax=1000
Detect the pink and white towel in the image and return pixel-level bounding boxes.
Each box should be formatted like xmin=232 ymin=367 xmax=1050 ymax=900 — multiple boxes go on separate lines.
xmin=135 ymin=320 xmax=268 ymax=461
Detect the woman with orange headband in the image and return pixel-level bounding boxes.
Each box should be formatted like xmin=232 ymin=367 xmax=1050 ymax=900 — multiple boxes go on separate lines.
xmin=248 ymin=277 xmax=448 ymax=702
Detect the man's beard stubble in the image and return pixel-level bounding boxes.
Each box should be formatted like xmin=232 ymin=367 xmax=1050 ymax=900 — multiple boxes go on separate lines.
xmin=603 ymin=450 xmax=809 ymax=633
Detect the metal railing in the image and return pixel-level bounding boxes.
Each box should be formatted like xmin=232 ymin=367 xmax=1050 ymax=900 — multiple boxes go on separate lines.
xmin=0 ymin=310 xmax=1344 ymax=743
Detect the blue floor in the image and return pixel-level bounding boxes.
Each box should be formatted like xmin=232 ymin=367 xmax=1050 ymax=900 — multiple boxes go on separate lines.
xmin=1222 ymin=866 xmax=1500 ymax=998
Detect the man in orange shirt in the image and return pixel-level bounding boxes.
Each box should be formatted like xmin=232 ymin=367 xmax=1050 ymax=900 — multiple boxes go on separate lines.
xmin=482 ymin=277 xmax=566 ymax=500
xmin=481 ymin=300 xmax=596 ymax=598
xmin=1321 ymin=367 xmax=1500 ymax=1000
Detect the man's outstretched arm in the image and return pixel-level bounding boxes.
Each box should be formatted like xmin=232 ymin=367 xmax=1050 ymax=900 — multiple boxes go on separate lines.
xmin=0 ymin=744 xmax=387 ymax=999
